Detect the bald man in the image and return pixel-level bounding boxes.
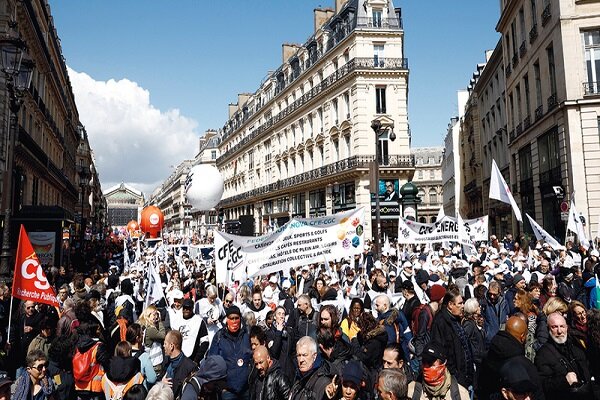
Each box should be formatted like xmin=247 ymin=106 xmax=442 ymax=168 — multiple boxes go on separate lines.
xmin=251 ymin=345 xmax=290 ymax=400
xmin=478 ymin=316 xmax=544 ymax=400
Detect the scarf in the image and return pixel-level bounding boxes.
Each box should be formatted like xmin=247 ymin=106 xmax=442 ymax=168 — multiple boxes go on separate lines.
xmin=422 ymin=369 xmax=452 ymax=400
xmin=13 ymin=374 xmax=53 ymax=400
xmin=166 ymin=352 xmax=184 ymax=379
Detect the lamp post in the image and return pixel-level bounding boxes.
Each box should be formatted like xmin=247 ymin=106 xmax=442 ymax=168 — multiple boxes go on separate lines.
xmin=78 ymin=166 xmax=90 ymax=250
xmin=371 ymin=119 xmax=395 ymax=259
xmin=0 ymin=31 xmax=34 ymax=281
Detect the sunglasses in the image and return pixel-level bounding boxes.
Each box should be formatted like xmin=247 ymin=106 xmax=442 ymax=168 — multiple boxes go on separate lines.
xmin=32 ymin=363 xmax=47 ymax=372
xmin=26 ymin=306 xmax=35 ymax=310
xmin=224 ymin=300 xmax=233 ymax=304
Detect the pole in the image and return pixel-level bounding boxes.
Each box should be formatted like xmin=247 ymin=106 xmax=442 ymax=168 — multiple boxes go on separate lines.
xmin=373 ymin=127 xmax=382 ymax=260
xmin=0 ymin=94 xmax=19 ymax=281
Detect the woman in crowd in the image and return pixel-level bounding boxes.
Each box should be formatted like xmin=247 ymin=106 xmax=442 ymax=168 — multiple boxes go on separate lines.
xmin=266 ymin=306 xmax=295 ymax=381
xmin=462 ymin=298 xmax=485 ymax=375
xmin=541 ymin=295 xmax=567 ymax=317
xmin=539 ymin=276 xmax=557 ymax=309
xmin=528 ymin=281 xmax=542 ymax=308
xmin=195 ymin=285 xmax=225 ymax=344
xmin=567 ymin=300 xmax=589 ymax=350
xmin=340 ymin=298 xmax=364 ymax=341
xmin=513 ymin=288 xmax=547 ymax=361
xmin=101 ymin=341 xmax=144 ymax=400
xmin=355 ymin=311 xmax=387 ymax=371
xmin=137 ymin=305 xmax=165 ymax=374
xmin=125 ymin=324 xmax=157 ymax=388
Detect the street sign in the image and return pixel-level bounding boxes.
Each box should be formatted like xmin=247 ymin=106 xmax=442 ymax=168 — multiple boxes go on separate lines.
xmin=561 ymin=211 xmax=569 ymax=221
xmin=560 ymin=201 xmax=569 ymax=213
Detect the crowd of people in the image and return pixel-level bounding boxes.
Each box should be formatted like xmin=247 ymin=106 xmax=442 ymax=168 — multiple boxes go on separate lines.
xmin=1 ymin=232 xmax=600 ymax=400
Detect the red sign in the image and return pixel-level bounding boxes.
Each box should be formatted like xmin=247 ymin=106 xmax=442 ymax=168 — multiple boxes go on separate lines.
xmin=11 ymin=225 xmax=59 ymax=307
xmin=560 ymin=201 xmax=569 ymax=213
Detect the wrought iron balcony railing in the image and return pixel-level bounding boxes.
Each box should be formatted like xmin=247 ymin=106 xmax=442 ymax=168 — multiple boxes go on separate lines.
xmin=523 ymin=115 xmax=531 ymax=130
xmin=219 ymin=154 xmax=414 ymax=206
xmin=539 ymin=166 xmax=561 ymax=186
xmin=542 ymin=4 xmax=551 ymax=27
xmin=535 ymin=105 xmax=544 ymax=121
xmin=356 ymin=17 xmax=402 ymax=29
xmin=516 ymin=122 xmax=523 ymax=136
xmin=506 ymin=63 xmax=512 ymax=77
xmin=584 ymin=81 xmax=600 ymax=95
xmin=547 ymin=93 xmax=558 ymax=111
xmin=529 ymin=24 xmax=538 ymax=43
xmin=519 ymin=41 xmax=527 ymax=58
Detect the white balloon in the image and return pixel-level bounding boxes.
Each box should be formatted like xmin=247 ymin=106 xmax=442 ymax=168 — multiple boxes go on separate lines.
xmin=185 ymin=164 xmax=224 ymax=211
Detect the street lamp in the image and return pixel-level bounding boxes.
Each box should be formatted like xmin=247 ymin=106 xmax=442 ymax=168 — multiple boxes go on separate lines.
xmin=78 ymin=166 xmax=90 ymax=250
xmin=0 ymin=31 xmax=34 ymax=281
xmin=371 ymin=119 xmax=395 ymax=259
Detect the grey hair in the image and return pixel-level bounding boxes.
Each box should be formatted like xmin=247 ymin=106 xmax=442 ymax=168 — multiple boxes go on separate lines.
xmin=296 ymin=336 xmax=318 ymax=354
xmin=146 ymin=382 xmax=174 ymax=400
xmin=63 ymin=297 xmax=75 ymax=311
xmin=463 ymin=298 xmax=480 ymax=317
xmin=377 ymin=368 xmax=408 ymax=398
xmin=206 ymin=285 xmax=218 ymax=298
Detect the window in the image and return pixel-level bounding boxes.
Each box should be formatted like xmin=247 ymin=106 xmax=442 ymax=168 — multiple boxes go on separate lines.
xmin=211 ymin=150 xmax=217 ymax=160
xmin=547 ymin=45 xmax=557 ymax=95
xmin=375 ymin=87 xmax=387 ymax=114
xmin=430 ymin=170 xmax=435 ymax=179
xmin=372 ymin=9 xmax=383 ymax=27
xmin=519 ymin=145 xmax=533 ymax=180
xmin=583 ymin=31 xmax=600 ymax=90
xmin=511 ymin=20 xmax=518 ymax=57
xmin=333 ymin=182 xmax=356 ymax=207
xmin=519 ymin=8 xmax=526 ymax=47
xmin=530 ymin=0 xmax=537 ymax=26
xmin=332 ymin=99 xmax=338 ymax=124
xmin=333 ymin=139 xmax=339 ymax=162
xmin=374 ymin=44 xmax=385 ymax=67
xmin=345 ymin=135 xmax=351 ymax=157
xmin=292 ymin=193 xmax=306 ymax=216
xmin=524 ymin=74 xmax=531 ymax=117
xmin=516 ymin=84 xmax=522 ymax=121
xmin=344 ymin=92 xmax=350 ymax=118
xmin=32 ymin=177 xmax=39 ymax=206
xmin=309 ymin=189 xmax=326 ymax=209
xmin=534 ymin=61 xmax=542 ymax=107
xmin=538 ymin=129 xmax=560 ymax=173
xmin=318 ymin=108 xmax=324 ymax=132
xmin=429 ymin=189 xmax=438 ymax=204
xmin=509 ymin=93 xmax=515 ymax=127
xmin=378 ymin=132 xmax=391 ymax=165
xmin=248 ymin=151 xmax=254 ymax=170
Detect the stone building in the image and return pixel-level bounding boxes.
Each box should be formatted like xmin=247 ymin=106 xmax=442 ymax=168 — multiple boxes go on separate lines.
xmin=215 ymin=0 xmax=413 ymax=241
xmin=104 ymin=183 xmax=144 ymax=229
xmin=412 ymin=147 xmax=443 ymax=223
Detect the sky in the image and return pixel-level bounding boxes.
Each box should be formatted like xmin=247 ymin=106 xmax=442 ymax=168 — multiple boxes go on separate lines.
xmin=50 ymin=1 xmax=500 ymax=196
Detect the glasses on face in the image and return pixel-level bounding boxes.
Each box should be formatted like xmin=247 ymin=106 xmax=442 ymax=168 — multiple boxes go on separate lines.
xmin=224 ymin=300 xmax=233 ymax=304
xmin=26 ymin=306 xmax=35 ymax=310
xmin=32 ymin=363 xmax=47 ymax=372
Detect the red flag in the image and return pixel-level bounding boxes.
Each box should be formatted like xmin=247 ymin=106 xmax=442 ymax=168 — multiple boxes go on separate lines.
xmin=11 ymin=225 xmax=58 ymax=307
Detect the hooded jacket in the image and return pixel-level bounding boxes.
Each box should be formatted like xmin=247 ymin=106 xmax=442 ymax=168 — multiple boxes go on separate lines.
xmin=477 ymin=330 xmax=544 ymax=400
xmin=106 ymin=356 xmax=141 ymax=383
xmin=378 ymin=308 xmax=412 ymax=362
xmin=250 ymin=359 xmax=291 ymax=400
xmin=482 ymin=294 xmax=510 ymax=346
xmin=356 ymin=324 xmax=388 ymax=370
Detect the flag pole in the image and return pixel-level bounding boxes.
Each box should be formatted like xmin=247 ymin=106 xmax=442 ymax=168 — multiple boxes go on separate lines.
xmin=6 ymin=297 xmax=14 ymax=345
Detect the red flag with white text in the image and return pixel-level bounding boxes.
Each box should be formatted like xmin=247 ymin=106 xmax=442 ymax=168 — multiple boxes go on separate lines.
xmin=11 ymin=225 xmax=59 ymax=307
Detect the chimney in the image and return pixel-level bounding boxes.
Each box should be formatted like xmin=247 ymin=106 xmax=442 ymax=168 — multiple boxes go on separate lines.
xmin=228 ymin=103 xmax=237 ymax=118
xmin=335 ymin=0 xmax=347 ymax=12
xmin=314 ymin=8 xmax=333 ymax=32
xmin=282 ymin=43 xmax=300 ymax=63
xmin=237 ymin=93 xmax=251 ymax=110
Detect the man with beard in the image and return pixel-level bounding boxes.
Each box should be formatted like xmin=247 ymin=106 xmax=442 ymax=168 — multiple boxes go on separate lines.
xmin=170 ymin=298 xmax=209 ymax=364
xmin=248 ymin=288 xmax=270 ymax=327
xmin=535 ymin=312 xmax=593 ymax=400
xmin=482 ymin=281 xmax=510 ymax=347
xmin=250 ymin=345 xmax=290 ymax=400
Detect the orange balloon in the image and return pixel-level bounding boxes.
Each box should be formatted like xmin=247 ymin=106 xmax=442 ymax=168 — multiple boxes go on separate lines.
xmin=126 ymin=220 xmax=139 ymax=234
xmin=140 ymin=206 xmax=164 ymax=238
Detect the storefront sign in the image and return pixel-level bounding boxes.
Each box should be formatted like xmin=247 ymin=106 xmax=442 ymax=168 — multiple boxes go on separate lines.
xmin=28 ymin=232 xmax=56 ymax=267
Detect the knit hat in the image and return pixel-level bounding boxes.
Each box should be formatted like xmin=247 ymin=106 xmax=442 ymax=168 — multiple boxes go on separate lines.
xmin=513 ymin=274 xmax=525 ymax=285
xmin=342 ymin=361 xmax=363 ymax=386
xmin=422 ymin=341 xmax=447 ymax=364
xmin=226 ymin=305 xmax=241 ymax=318
xmin=429 ymin=285 xmax=446 ymax=303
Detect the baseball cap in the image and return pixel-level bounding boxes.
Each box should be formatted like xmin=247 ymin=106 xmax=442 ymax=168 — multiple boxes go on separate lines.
xmin=182 ymin=298 xmax=194 ymax=309
xmin=422 ymin=341 xmax=447 ymax=365
xmin=400 ymin=280 xmax=414 ymax=291
xmin=282 ymin=280 xmax=291 ymax=289
xmin=269 ymin=276 xmax=278 ymax=284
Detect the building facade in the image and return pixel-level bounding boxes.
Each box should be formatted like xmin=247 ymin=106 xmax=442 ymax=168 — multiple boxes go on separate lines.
xmin=0 ymin=0 xmax=103 ymax=264
xmin=412 ymin=147 xmax=443 ymax=223
xmin=105 ymin=183 xmax=144 ymax=229
xmin=215 ymin=0 xmax=413 ymax=241
xmin=442 ymin=91 xmax=468 ymax=217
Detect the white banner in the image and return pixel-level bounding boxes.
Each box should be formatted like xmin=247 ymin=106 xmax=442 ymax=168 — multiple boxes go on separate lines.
xmin=215 ymin=208 xmax=365 ymax=282
xmin=28 ymin=232 xmax=56 ymax=267
xmin=397 ymin=215 xmax=488 ymax=244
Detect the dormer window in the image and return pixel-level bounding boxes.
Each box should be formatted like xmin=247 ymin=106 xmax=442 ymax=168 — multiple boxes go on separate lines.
xmin=372 ymin=9 xmax=383 ymax=27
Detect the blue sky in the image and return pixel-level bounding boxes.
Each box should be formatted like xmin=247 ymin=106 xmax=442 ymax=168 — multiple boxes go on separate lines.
xmin=50 ymin=1 xmax=500 ymax=192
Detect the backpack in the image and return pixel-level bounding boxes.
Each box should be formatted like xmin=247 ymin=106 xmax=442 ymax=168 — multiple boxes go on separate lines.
xmin=103 ymin=373 xmax=144 ymax=400
xmin=410 ymin=304 xmax=433 ymax=335
xmin=73 ymin=342 xmax=101 ymax=385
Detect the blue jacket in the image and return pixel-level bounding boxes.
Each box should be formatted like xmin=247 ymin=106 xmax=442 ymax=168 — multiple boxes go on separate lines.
xmin=482 ymin=295 xmax=510 ymax=347
xmin=584 ymin=277 xmax=599 ymax=309
xmin=378 ymin=308 xmax=412 ymax=361
xmin=207 ymin=326 xmax=252 ymax=394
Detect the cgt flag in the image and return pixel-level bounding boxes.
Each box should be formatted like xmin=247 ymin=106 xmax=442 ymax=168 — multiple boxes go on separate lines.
xmin=12 ymin=225 xmax=58 ymax=307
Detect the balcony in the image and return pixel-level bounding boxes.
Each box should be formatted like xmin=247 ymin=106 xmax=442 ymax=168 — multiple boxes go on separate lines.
xmin=535 ymin=105 xmax=543 ymax=121
xmin=583 ymin=81 xmax=600 ymax=95
xmin=512 ymin=53 xmax=519 ymax=68
xmin=516 ymin=122 xmax=523 ymax=136
xmin=463 ymin=180 xmax=477 ymax=194
xmin=547 ymin=93 xmax=558 ymax=111
xmin=541 ymin=4 xmax=551 ymax=27
xmin=217 ymin=57 xmax=409 ymax=164
xmin=529 ymin=24 xmax=538 ymax=44
xmin=356 ymin=17 xmax=402 ymax=29
xmin=523 ymin=115 xmax=531 ymax=130
xmin=509 ymin=129 xmax=515 ymax=141
xmin=506 ymin=63 xmax=512 ymax=77
xmin=519 ymin=41 xmax=527 ymax=58
xmin=219 ymin=154 xmax=414 ymax=206
xmin=539 ymin=166 xmax=561 ymax=187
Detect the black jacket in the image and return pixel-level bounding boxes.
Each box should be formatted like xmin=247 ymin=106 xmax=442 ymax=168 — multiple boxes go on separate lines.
xmin=462 ymin=319 xmax=486 ymax=365
xmin=535 ymin=337 xmax=592 ymax=400
xmin=289 ymin=359 xmax=331 ymax=400
xmin=356 ymin=325 xmax=388 ymax=370
xmin=296 ymin=309 xmax=318 ymax=341
xmin=478 ymin=330 xmax=544 ymax=400
xmin=250 ymin=360 xmax=291 ymax=400
xmin=267 ymin=324 xmax=295 ymax=381
xmin=161 ymin=354 xmax=197 ymax=398
xmin=430 ymin=308 xmax=473 ymax=388
xmin=401 ymin=295 xmax=421 ymax=324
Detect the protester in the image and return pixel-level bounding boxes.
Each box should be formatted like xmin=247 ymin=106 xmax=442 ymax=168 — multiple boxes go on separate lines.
xmin=376 ymin=368 xmax=408 ymax=400
xmin=160 ymin=330 xmax=196 ymax=398
xmin=179 ymin=356 xmax=228 ymax=400
xmin=289 ymin=336 xmax=331 ymax=400
xmin=324 ymin=361 xmax=367 ymax=400
xmin=13 ymin=350 xmax=54 ymax=400
xmin=250 ymin=345 xmax=290 ymax=400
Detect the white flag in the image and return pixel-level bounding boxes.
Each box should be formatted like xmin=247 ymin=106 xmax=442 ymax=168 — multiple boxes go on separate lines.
xmin=567 ymin=198 xmax=588 ymax=246
xmin=146 ymin=262 xmax=165 ymax=306
xmin=123 ymin=240 xmax=130 ymax=271
xmin=458 ymin=213 xmax=478 ymax=256
xmin=526 ymin=213 xmax=564 ymax=250
xmin=436 ymin=206 xmax=445 ymax=222
xmin=489 ymin=159 xmax=522 ymax=222
xmin=382 ymin=234 xmax=391 ymax=256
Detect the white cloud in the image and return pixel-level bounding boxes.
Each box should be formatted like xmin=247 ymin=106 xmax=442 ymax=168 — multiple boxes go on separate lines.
xmin=68 ymin=67 xmax=199 ymax=197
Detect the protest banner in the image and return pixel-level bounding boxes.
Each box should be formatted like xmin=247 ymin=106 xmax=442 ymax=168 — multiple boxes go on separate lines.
xmin=215 ymin=208 xmax=365 ymax=282
xmin=397 ymin=215 xmax=488 ymax=245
